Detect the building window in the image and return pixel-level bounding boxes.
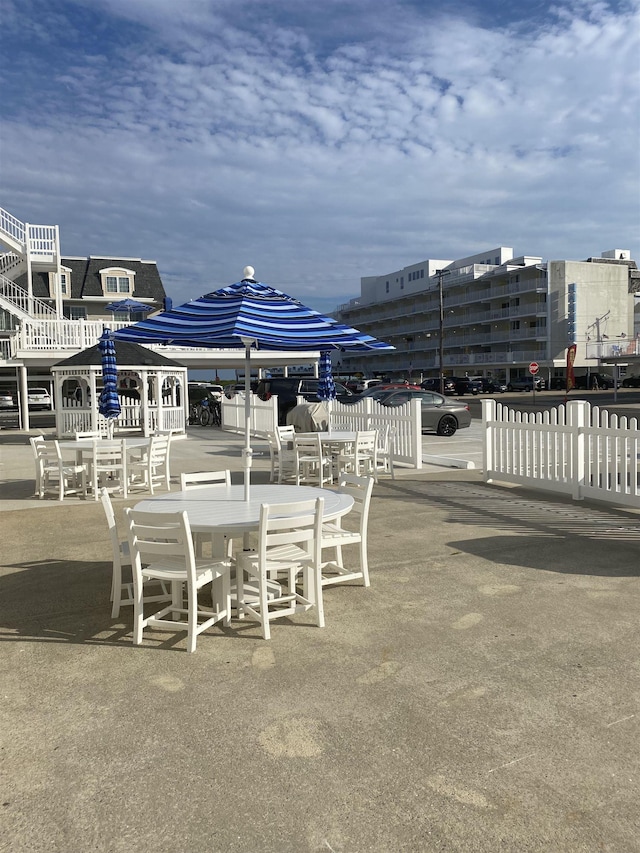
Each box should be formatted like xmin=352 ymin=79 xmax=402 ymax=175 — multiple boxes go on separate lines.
xmin=400 ymin=277 xmax=404 ymax=289
xmin=100 ymin=267 xmax=135 ymax=296
xmin=64 ymin=305 xmax=87 ymax=320
xmin=106 ymin=275 xmax=131 ymax=293
xmin=494 ymin=257 xmax=499 ymax=265
xmin=60 ymin=273 xmax=68 ymax=294
xmin=385 ymin=281 xmax=389 ymax=293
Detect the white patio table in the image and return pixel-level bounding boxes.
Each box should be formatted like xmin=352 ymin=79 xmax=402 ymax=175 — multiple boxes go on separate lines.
xmin=133 ymin=484 xmax=354 ymax=611
xmin=58 ymin=437 xmax=151 ymax=497
xmin=133 ymin=483 xmax=353 ymax=538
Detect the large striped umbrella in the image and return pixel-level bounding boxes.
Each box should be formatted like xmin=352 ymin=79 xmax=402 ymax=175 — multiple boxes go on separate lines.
xmin=112 ymin=267 xmax=393 ymax=498
xmin=98 ymin=329 xmax=121 ymax=437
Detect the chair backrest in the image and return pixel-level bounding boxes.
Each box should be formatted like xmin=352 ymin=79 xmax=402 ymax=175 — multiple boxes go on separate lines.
xmin=148 ymin=433 xmax=171 ymax=465
xmin=180 ymin=470 xmax=231 ymax=490
xmin=276 ymin=425 xmax=296 ymax=444
xmin=293 ymin=432 xmax=323 ymax=457
xmin=92 ymin=439 xmax=125 ymax=469
xmin=336 ymin=473 xmax=374 ymax=534
xmin=125 ymin=508 xmax=197 ymax=586
xmin=258 ymin=497 xmax=324 ymax=564
xmin=99 ymin=487 xmax=122 ymax=557
xmin=74 ymin=430 xmax=102 ymax=440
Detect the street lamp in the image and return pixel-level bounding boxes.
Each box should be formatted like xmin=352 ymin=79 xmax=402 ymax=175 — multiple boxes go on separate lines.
xmin=435 ymin=269 xmax=450 ymax=394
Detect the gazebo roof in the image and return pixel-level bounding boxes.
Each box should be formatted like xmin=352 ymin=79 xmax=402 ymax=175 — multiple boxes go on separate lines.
xmin=54 ymin=341 xmax=183 ymax=369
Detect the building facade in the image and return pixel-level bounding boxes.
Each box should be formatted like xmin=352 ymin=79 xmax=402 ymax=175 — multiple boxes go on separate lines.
xmin=335 ymin=247 xmax=640 ymax=384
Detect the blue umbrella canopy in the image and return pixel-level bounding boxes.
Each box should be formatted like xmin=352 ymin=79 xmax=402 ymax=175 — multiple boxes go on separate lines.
xmin=111 ymin=267 xmax=393 ymax=498
xmin=106 ymin=298 xmax=154 ymax=314
xmin=98 ymin=330 xmax=121 ymax=430
xmin=112 ymin=275 xmax=391 ymax=353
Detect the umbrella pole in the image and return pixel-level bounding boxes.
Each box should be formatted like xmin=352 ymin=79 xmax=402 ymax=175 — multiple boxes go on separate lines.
xmin=242 ymin=342 xmax=253 ymax=502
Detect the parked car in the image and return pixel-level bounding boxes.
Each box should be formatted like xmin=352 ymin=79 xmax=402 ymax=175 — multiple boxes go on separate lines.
xmin=255 ymin=377 xmax=352 ymax=424
xmin=188 ymin=382 xmax=224 ymax=402
xmin=477 ymin=377 xmax=507 ymax=393
xmin=621 ymin=374 xmax=640 ymax=388
xmin=507 ymin=376 xmax=546 ymax=392
xmin=574 ymin=373 xmax=612 ymax=390
xmin=444 ymin=376 xmax=481 ymax=395
xmin=364 ymin=387 xmax=472 ymax=436
xmin=27 ymin=387 xmax=52 ymax=409
xmin=0 ymin=389 xmax=15 ymax=409
xmin=344 ymin=378 xmax=383 ymax=393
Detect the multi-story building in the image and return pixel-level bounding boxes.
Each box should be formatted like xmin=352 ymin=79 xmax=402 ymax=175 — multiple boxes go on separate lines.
xmin=335 ymin=247 xmax=640 ymax=384
xmin=0 ymin=205 xmax=321 ymax=429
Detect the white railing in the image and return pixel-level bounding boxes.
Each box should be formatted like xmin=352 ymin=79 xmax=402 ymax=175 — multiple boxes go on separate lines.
xmin=0 ymin=252 xmax=25 ymax=278
xmin=220 ymin=394 xmax=423 ymax=469
xmin=0 ymin=339 xmax=13 ymax=360
xmin=16 ymin=319 xmax=128 ymax=351
xmin=221 ymin=392 xmax=278 ymax=436
xmin=483 ymin=399 xmax=640 ymax=508
xmin=585 ymin=338 xmax=640 ymax=360
xmin=0 ymin=273 xmax=58 ymax=318
xmin=0 ymin=207 xmax=25 ymax=245
xmin=57 ymin=397 xmax=185 ymax=438
xmin=329 ymin=397 xmax=423 ymax=468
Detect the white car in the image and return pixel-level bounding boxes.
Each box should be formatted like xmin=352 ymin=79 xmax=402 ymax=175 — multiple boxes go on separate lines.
xmin=0 ymin=389 xmax=15 ymax=409
xmin=27 ymin=387 xmax=52 ymax=410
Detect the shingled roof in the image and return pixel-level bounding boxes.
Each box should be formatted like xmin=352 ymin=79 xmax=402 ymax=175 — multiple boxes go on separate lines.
xmin=54 ymin=341 xmax=181 ymax=368
xmin=24 ymin=256 xmax=166 ymax=302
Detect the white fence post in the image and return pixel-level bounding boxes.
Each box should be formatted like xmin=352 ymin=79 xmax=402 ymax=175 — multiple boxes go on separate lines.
xmin=567 ymin=400 xmax=587 ymax=501
xmin=483 ymin=398 xmax=496 ymax=483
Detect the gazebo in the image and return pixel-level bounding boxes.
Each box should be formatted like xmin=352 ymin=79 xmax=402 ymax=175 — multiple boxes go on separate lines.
xmin=51 ymin=341 xmax=188 ymax=438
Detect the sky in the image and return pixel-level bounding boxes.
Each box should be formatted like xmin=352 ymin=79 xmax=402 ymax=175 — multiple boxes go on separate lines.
xmin=1 ymin=0 xmax=639 ymax=318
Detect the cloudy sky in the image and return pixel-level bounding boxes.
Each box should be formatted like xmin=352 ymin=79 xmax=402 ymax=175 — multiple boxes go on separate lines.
xmin=1 ymin=0 xmax=639 ymax=315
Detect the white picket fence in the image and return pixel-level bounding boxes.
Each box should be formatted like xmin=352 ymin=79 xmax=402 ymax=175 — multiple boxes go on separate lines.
xmin=483 ymin=399 xmax=640 ymax=508
xmin=221 ymin=393 xmax=423 ymax=469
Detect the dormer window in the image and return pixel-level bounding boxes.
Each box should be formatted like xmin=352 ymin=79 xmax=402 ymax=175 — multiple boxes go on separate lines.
xmin=48 ymin=266 xmax=72 ymax=298
xmin=100 ymin=267 xmax=135 ymax=295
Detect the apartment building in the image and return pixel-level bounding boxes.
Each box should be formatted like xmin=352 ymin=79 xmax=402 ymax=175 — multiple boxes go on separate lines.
xmin=335 ymin=247 xmax=640 ymax=384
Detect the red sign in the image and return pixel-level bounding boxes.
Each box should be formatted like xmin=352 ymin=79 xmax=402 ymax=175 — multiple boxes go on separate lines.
xmin=529 ymin=362 xmax=539 ymax=375
xmin=566 ymin=345 xmax=577 ymax=392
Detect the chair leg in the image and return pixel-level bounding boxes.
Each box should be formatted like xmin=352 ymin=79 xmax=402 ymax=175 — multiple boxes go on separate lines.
xmin=187 ymin=588 xmax=197 ymax=653
xmin=360 ymin=541 xmax=370 ymax=587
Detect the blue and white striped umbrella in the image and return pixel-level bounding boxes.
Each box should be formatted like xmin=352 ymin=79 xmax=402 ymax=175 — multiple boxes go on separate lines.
xmin=112 ymin=268 xmax=393 ymax=498
xmin=98 ymin=329 xmax=121 ymax=426
xmin=317 ymin=350 xmax=337 ymax=401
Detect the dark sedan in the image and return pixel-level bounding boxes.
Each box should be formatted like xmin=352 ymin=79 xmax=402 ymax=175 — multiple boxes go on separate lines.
xmin=361 ymin=387 xmax=472 ymax=436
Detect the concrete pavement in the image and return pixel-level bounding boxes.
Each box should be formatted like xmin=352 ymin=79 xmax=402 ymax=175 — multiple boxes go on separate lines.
xmin=1 ymin=427 xmax=639 ymax=852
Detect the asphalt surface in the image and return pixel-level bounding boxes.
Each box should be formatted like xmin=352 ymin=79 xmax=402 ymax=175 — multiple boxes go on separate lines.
xmin=1 ymin=427 xmax=639 ymax=852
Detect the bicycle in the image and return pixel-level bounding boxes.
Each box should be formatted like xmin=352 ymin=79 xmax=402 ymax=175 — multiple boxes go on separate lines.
xmin=195 ymin=397 xmax=222 ymax=427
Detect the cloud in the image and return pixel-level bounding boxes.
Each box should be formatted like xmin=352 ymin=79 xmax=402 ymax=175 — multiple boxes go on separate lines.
xmin=1 ymin=0 xmax=638 ymax=311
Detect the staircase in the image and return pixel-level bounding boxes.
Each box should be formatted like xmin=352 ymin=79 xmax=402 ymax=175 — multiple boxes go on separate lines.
xmin=0 ymin=205 xmax=60 ymax=331
xmin=0 ymin=271 xmax=57 ymax=320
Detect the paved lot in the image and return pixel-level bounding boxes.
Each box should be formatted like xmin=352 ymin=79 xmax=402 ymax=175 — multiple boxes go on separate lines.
xmin=1 ymin=428 xmax=639 ymax=852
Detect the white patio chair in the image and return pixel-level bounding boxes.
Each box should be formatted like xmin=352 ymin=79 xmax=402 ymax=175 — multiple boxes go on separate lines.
xmin=29 ymin=435 xmax=87 ymax=500
xmin=180 ymin=470 xmax=233 ymax=559
xmin=128 ymin=432 xmax=171 ymax=494
xmin=124 ymin=508 xmax=232 ymax=653
xmin=99 ymin=488 xmax=171 ymax=618
xmin=320 ymin=473 xmax=374 ymax=587
xmin=236 ymin=497 xmax=324 ymax=640
xmin=372 ymin=424 xmax=395 ymax=481
xmin=335 ymin=429 xmax=377 ymax=479
xmin=270 ymin=425 xmax=297 ymax=483
xmin=73 ymin=430 xmax=102 ymax=440
xmin=293 ymin=432 xmax=333 ymax=487
xmin=89 ymin=439 xmax=129 ymax=500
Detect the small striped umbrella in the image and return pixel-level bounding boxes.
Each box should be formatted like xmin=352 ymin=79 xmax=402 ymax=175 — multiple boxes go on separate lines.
xmin=317 ymin=351 xmax=337 ymax=401
xmin=98 ymin=329 xmax=121 ymax=436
